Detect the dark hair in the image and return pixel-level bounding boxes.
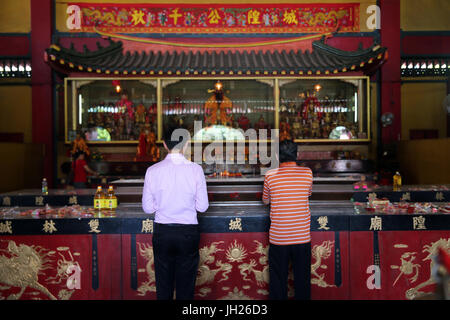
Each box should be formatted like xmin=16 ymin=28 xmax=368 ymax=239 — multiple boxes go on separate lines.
xmin=73 ymin=151 xmax=86 ymax=160
xmin=279 ymin=140 xmax=298 ymax=163
xmin=163 ymin=126 xmax=188 ymax=151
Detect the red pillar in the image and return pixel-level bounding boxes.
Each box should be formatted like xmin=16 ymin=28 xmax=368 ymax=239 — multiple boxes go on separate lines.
xmin=31 ymin=0 xmax=54 ymax=185
xmin=380 ymin=0 xmax=401 ymax=143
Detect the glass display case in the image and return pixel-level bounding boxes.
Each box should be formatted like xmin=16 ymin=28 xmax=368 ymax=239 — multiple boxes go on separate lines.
xmin=65 ymin=79 xmax=157 ymax=143
xmin=162 ymin=79 xmax=275 ymax=141
xmin=279 ymin=77 xmax=369 ymax=141
xmin=65 ymin=76 xmax=369 ymax=143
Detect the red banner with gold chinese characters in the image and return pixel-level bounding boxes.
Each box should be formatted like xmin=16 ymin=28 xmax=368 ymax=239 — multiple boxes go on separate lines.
xmin=68 ymin=3 xmax=360 ymax=33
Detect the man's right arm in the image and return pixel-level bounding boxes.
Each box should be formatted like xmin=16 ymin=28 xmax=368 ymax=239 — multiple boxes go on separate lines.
xmin=142 ymin=169 xmax=155 ymax=214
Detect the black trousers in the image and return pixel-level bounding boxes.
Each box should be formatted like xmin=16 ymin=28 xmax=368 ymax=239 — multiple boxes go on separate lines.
xmin=269 ymin=242 xmax=311 ymax=300
xmin=152 ymin=222 xmax=200 ymax=300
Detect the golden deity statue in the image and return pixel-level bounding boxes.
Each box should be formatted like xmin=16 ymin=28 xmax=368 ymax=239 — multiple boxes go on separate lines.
xmin=311 ymin=114 xmax=321 ymax=138
xmin=279 ymin=117 xmax=292 ymax=142
xmin=205 ymin=81 xmax=232 ymax=126
xmin=72 ymin=134 xmax=90 ymax=156
xmin=291 ymin=115 xmax=303 ymax=139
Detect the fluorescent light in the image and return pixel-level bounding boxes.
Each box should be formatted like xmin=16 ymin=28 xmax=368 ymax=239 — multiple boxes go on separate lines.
xmin=78 ymin=94 xmax=83 ymax=125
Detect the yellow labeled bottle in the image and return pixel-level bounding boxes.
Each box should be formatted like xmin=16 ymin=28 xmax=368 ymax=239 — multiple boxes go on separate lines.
xmin=94 ymin=186 xmax=104 ymax=212
xmin=106 ymin=185 xmax=117 ymax=211
xmin=393 ymin=171 xmax=402 ymax=192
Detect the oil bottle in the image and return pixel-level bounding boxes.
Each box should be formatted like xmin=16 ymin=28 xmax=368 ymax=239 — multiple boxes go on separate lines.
xmin=393 ymin=171 xmax=402 ymax=191
xmin=106 ymin=185 xmax=117 ymax=211
xmin=94 ymin=186 xmax=104 ymax=212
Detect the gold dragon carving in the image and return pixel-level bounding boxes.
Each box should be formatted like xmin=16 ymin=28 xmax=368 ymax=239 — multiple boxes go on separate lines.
xmin=0 ymin=240 xmax=80 ymax=300
xmin=403 ymin=238 xmax=450 ymax=300
xmin=136 ymin=242 xmax=156 ymax=296
xmin=196 ymin=241 xmax=232 ymax=297
xmin=311 ymin=240 xmax=336 ymax=288
xmin=239 ymin=240 xmax=269 ymax=288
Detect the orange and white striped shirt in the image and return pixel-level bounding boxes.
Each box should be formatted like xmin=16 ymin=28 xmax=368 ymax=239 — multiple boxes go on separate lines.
xmin=263 ymin=162 xmax=313 ymax=245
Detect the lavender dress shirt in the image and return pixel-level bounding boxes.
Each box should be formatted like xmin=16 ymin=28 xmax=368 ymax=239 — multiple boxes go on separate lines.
xmin=142 ymin=153 xmax=209 ymax=224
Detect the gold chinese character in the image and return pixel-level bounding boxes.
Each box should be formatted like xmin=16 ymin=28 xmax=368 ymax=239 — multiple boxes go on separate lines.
xmin=0 ymin=221 xmax=13 ymax=234
xmin=435 ymin=192 xmax=444 ymax=201
xmin=317 ymin=216 xmax=330 ymax=230
xmin=68 ymin=195 xmax=78 ymax=205
xmin=369 ymin=216 xmax=382 ymax=231
xmin=169 ymin=8 xmax=182 ymax=25
xmin=208 ymin=9 xmax=221 ymax=24
xmin=35 ymin=196 xmax=44 ymax=206
xmin=400 ymin=192 xmax=411 ymax=201
xmin=283 ymin=9 xmax=298 ymax=25
xmin=229 ymin=217 xmax=243 ymax=231
xmin=141 ymin=218 xmax=154 ymax=233
xmin=247 ymin=9 xmax=261 ymax=25
xmin=413 ymin=215 xmax=426 ymax=230
xmin=88 ymin=219 xmax=101 ymax=233
xmin=43 ymin=220 xmax=57 ymax=234
xmin=131 ymin=10 xmax=146 ymax=26
xmin=2 ymin=196 xmax=11 ymax=206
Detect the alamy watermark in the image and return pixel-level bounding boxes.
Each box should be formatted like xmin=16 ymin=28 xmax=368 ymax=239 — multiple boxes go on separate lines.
xmin=169 ymin=121 xmax=280 ymax=172
xmin=366 ymin=264 xmax=381 ymax=290
xmin=366 ymin=5 xmax=381 ymax=30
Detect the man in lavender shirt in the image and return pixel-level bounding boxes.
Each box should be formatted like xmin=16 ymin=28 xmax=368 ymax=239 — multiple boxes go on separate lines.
xmin=142 ymin=127 xmax=209 ymax=300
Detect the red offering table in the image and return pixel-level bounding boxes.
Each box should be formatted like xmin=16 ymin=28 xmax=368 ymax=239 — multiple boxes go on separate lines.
xmin=0 ymin=188 xmax=449 ymax=300
xmin=0 ymin=234 xmax=121 ymax=300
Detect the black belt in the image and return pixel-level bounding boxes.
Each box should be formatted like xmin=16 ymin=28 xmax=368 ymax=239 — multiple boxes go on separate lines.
xmin=154 ymin=222 xmax=199 ymax=231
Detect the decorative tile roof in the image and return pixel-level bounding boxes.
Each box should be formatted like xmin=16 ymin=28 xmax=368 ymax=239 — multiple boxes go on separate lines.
xmin=46 ymin=37 xmax=387 ymax=76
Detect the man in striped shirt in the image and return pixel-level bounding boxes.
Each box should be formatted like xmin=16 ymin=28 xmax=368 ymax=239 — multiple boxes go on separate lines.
xmin=263 ymin=139 xmax=312 ymax=300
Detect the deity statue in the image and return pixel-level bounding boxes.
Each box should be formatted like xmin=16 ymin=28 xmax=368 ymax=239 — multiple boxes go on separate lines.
xmin=279 ymin=117 xmax=292 ymax=142
xmin=322 ymin=124 xmax=331 ymax=139
xmin=323 ymin=112 xmax=331 ymax=125
xmin=117 ymin=115 xmax=126 ymax=140
xmin=204 ymin=82 xmax=232 ymax=126
xmin=135 ymin=103 xmax=146 ymax=125
xmin=116 ymin=92 xmax=134 ymax=120
xmin=302 ymin=95 xmax=322 ymax=121
xmin=254 ymin=115 xmax=268 ymax=131
xmin=310 ymin=114 xmax=321 ymax=138
xmin=72 ymin=133 xmax=90 ymax=156
xmin=238 ymin=114 xmax=250 ymax=131
xmin=291 ymin=115 xmax=303 ymax=139
xmin=135 ymin=128 xmax=160 ymax=162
